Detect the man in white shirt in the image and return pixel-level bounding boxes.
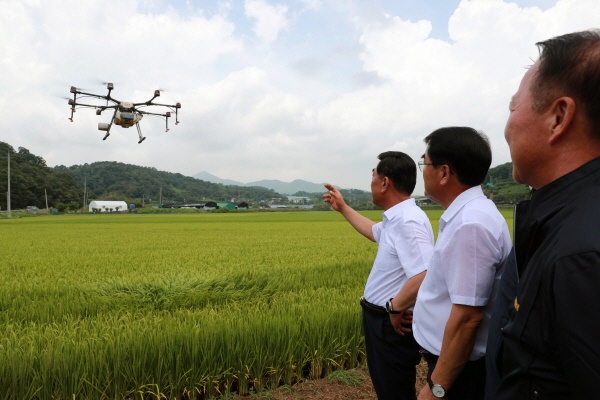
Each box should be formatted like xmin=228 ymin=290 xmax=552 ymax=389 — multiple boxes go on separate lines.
xmin=413 ymin=127 xmax=511 ymax=400
xmin=323 ymin=151 xmax=434 ymax=399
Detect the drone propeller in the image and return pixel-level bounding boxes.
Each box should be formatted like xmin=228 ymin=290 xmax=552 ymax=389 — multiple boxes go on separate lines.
xmin=95 ymin=79 xmax=119 ymax=87
xmin=69 ymin=86 xmax=88 ymax=93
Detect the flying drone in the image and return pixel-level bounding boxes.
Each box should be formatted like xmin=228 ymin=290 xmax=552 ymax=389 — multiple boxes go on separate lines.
xmin=68 ymin=83 xmax=181 ymax=143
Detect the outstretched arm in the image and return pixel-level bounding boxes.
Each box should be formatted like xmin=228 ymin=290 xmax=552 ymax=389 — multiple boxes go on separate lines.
xmin=323 ymin=183 xmax=375 ymax=241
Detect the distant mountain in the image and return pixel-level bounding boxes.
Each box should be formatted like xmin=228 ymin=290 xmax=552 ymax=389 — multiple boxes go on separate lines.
xmin=247 ymin=179 xmax=327 ymax=195
xmin=194 ymin=171 xmax=245 ymax=187
xmin=194 ymin=171 xmax=327 ymax=195
xmin=54 ymin=163 xmax=285 ymax=205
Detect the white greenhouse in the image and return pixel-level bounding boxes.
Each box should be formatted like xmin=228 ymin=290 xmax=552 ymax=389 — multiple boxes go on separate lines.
xmin=89 ymin=200 xmax=129 ymax=213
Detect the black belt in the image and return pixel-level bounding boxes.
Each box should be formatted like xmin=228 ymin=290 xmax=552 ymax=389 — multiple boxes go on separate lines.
xmin=420 ymin=348 xmax=439 ymax=364
xmin=360 ymin=297 xmax=387 ymax=315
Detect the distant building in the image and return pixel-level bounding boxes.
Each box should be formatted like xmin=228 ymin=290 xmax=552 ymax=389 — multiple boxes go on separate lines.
xmin=287 ymin=196 xmax=311 ymax=204
xmin=217 ymin=202 xmax=237 ymax=210
xmin=161 ymin=201 xmax=217 ymax=210
xmin=234 ymin=201 xmax=249 ymax=209
xmin=89 ymin=200 xmax=128 ymax=213
xmin=414 ymin=196 xmax=433 ymax=206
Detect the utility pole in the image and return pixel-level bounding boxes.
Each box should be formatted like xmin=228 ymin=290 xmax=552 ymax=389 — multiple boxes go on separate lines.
xmin=7 ymin=152 xmax=11 ymax=218
xmin=45 ymin=189 xmax=48 ymax=211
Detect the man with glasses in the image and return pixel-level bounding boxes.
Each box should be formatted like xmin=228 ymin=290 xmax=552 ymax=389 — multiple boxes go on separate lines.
xmin=323 ymin=151 xmax=434 ymax=399
xmin=412 ymin=127 xmax=511 ymax=400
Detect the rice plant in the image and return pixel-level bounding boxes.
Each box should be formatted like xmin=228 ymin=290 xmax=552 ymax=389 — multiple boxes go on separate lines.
xmin=0 ymin=208 xmax=512 ymax=399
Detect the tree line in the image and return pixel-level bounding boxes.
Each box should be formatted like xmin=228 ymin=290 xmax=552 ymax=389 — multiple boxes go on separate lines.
xmin=53 ymin=161 xmax=286 ymax=208
xmin=0 ymin=142 xmax=82 ymax=211
xmin=0 ymin=141 xmax=287 ymax=210
xmin=0 ymin=140 xmax=529 ymax=211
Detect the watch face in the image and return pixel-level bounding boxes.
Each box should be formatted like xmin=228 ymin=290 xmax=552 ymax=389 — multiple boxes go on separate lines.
xmin=385 ymin=301 xmax=392 ymax=313
xmin=431 ymin=384 xmax=446 ymax=398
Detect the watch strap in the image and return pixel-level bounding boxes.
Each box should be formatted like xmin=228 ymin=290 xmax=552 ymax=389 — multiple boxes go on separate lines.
xmin=427 ymin=376 xmax=447 ymax=398
xmin=385 ymin=298 xmax=402 ymax=314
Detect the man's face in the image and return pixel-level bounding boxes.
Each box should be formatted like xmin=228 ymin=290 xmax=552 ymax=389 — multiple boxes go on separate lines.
xmin=370 ymin=168 xmax=384 ymax=206
xmin=504 ymin=61 xmax=548 ymax=187
xmin=421 ymin=153 xmax=438 ymax=203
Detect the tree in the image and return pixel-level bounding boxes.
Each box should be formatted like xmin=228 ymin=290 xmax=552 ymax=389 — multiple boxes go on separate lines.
xmin=67 ymin=201 xmax=80 ymax=212
xmin=0 ymin=142 xmax=82 ymax=210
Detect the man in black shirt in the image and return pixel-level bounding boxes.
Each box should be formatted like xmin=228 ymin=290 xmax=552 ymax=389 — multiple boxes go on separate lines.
xmin=488 ymin=29 xmax=600 ymax=399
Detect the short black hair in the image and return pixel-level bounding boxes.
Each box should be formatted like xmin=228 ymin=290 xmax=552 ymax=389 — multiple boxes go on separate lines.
xmin=376 ymin=151 xmax=417 ymax=195
xmin=532 ymin=29 xmax=600 ymax=134
xmin=424 ymin=127 xmax=491 ymax=187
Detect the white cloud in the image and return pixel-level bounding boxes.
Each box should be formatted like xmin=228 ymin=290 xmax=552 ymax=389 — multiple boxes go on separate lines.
xmin=1 ymin=0 xmax=599 ymax=196
xmin=245 ymin=0 xmax=289 ymax=46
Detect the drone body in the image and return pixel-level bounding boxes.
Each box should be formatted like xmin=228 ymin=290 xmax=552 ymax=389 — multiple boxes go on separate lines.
xmin=68 ymin=83 xmax=181 ymax=143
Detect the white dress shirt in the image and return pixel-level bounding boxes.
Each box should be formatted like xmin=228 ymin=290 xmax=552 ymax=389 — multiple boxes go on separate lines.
xmin=413 ymin=186 xmax=512 ymax=360
xmin=363 ymin=198 xmax=434 ymax=306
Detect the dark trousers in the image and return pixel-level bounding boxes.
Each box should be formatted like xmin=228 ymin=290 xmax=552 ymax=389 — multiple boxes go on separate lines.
xmin=423 ymin=351 xmax=486 ymax=400
xmin=362 ymin=305 xmax=421 ymax=400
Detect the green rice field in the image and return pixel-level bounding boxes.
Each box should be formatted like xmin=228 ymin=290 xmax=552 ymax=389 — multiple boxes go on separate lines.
xmin=0 ymin=208 xmax=513 ymax=399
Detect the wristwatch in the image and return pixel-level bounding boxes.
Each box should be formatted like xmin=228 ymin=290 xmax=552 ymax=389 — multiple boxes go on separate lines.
xmin=385 ymin=298 xmax=402 ymax=314
xmin=427 ymin=377 xmax=447 ymax=398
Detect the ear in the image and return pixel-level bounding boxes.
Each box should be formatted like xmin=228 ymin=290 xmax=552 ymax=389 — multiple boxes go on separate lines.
xmin=381 ymin=176 xmax=389 ymax=192
xmin=439 ymin=164 xmax=453 ymax=185
xmin=548 ymin=97 xmax=576 ymax=144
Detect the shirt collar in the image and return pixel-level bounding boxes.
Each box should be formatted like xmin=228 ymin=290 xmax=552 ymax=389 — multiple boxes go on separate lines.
xmin=382 ymin=197 xmax=416 ymax=224
xmin=439 ymin=186 xmax=485 ymax=230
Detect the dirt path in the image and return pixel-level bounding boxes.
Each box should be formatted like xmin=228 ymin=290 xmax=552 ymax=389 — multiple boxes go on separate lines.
xmin=237 ymin=361 xmax=428 ymax=400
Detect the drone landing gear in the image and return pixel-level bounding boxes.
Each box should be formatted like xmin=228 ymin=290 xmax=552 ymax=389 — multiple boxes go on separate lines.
xmin=136 ymin=122 xmax=146 ymax=144
xmin=98 ymin=109 xmax=117 ymax=141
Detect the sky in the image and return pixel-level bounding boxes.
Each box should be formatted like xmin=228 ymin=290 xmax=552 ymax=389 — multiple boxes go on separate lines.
xmin=1 ymin=0 xmax=598 ymax=195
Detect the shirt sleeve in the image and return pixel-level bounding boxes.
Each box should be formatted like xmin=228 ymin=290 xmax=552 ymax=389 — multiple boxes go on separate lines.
xmin=443 ymin=222 xmax=504 ymax=306
xmin=372 ymin=221 xmax=383 ymax=243
xmin=394 ymin=218 xmax=434 ymax=279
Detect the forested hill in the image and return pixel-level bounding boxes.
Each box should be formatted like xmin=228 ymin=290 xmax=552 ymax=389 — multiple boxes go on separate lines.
xmin=54 ymin=161 xmax=285 ymax=205
xmin=0 ymin=142 xmax=81 ymax=210
xmin=483 ymin=162 xmax=531 ymax=204
xmin=1 ymin=139 xmax=529 ymax=211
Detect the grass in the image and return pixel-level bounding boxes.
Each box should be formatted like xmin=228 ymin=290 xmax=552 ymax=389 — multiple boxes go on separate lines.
xmin=0 ymin=208 xmax=513 ymax=399
xmin=326 ymin=369 xmax=365 ymax=386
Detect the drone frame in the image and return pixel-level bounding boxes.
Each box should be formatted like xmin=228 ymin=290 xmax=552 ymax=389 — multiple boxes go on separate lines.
xmin=68 ymin=83 xmax=181 ymax=143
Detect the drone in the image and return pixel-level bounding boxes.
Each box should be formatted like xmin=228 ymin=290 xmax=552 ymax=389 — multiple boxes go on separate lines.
xmin=68 ymin=83 xmax=181 ymax=143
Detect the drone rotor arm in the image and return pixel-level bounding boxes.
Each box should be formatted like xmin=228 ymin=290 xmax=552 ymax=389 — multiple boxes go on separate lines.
xmin=142 ymin=102 xmax=179 ymax=108
xmin=71 ymin=101 xmax=117 ymax=109
xmin=137 ymin=110 xmax=168 ymax=117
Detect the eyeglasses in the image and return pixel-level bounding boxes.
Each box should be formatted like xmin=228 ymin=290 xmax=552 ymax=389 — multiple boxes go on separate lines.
xmin=418 ymin=161 xmax=434 ymax=171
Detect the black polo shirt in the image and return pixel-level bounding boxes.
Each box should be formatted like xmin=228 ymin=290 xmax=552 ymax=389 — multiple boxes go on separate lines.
xmin=497 ymin=157 xmax=600 ymax=399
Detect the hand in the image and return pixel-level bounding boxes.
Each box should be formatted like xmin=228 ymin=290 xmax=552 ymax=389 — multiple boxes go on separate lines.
xmin=400 ymin=309 xmax=413 ymax=325
xmin=389 ymin=310 xmax=413 ymax=336
xmin=418 ymin=384 xmax=436 ymax=400
xmin=322 ymin=183 xmax=347 ymax=212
